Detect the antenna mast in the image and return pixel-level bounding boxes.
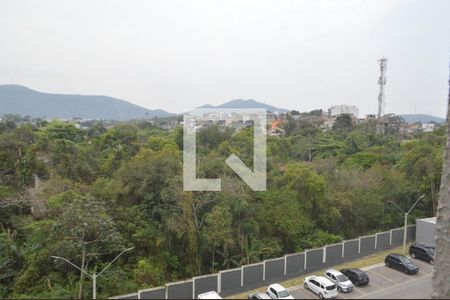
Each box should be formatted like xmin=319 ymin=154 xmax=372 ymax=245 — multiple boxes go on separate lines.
xmin=377 ymin=57 xmax=388 ymax=134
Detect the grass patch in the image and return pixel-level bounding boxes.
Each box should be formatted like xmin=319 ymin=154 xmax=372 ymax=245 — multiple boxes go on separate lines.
xmin=227 ymin=244 xmax=410 ymax=299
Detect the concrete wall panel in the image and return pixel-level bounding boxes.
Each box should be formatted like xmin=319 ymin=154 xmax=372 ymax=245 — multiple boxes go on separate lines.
xmin=167 ymin=281 xmax=193 ymax=300
xmin=391 ymin=229 xmax=403 ymax=246
xmin=286 ymin=253 xmax=305 ymax=275
xmin=139 ymin=287 xmax=165 ymax=299
xmin=110 ymin=293 xmax=138 ymax=299
xmin=305 ymin=249 xmax=324 ymax=271
xmin=194 ymin=275 xmax=218 ymax=299
xmin=376 ymin=232 xmax=391 ymax=250
xmin=407 ymin=225 xmax=416 ymax=242
xmin=360 ymin=235 xmax=376 ymax=255
xmin=325 ymin=244 xmax=343 ymax=266
xmin=242 ymin=263 xmax=264 ymax=286
xmin=220 ymin=269 xmax=241 ymax=293
xmin=343 ymin=239 xmax=359 ymax=261
xmin=264 ymin=258 xmax=285 ymax=281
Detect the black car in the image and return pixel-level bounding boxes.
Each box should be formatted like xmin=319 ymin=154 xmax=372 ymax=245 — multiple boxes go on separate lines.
xmin=385 ymin=253 xmax=419 ymax=274
xmin=248 ymin=292 xmax=272 ymax=300
xmin=409 ymin=243 xmax=435 ymax=265
xmin=340 ymin=268 xmax=370 ymax=286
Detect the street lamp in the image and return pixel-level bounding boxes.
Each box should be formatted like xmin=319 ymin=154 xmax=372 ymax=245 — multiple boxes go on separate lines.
xmin=389 ymin=194 xmax=425 ymax=254
xmin=51 ymin=247 xmax=134 ymax=299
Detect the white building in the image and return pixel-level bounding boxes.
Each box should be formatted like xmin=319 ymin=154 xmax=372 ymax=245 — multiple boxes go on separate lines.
xmin=328 ymin=105 xmax=359 ymax=118
xmin=422 ymin=123 xmax=435 ymax=132
xmin=416 ymin=217 xmax=436 ymax=246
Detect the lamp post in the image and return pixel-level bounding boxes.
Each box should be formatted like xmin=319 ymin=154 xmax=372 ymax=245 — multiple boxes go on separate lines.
xmin=389 ymin=195 xmax=425 ymax=254
xmin=51 ymin=247 xmax=134 ymax=299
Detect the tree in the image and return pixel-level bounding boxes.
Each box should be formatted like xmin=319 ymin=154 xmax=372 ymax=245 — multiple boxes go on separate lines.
xmin=133 ymin=259 xmax=164 ymax=288
xmin=398 ymin=141 xmax=443 ymax=213
xmin=204 ymin=205 xmax=234 ymax=271
xmin=50 ymin=194 xmax=123 ymax=299
xmin=257 ymin=190 xmax=313 ymax=252
xmin=166 ymin=192 xmax=205 ymax=276
xmin=284 ymin=163 xmax=328 ymax=223
xmin=432 ymin=78 xmax=450 ymax=299
xmin=1 ymin=109 xmax=445 ymax=299
xmin=333 ymin=114 xmax=353 ymax=132
xmin=0 ymin=232 xmax=21 ymax=298
xmin=116 ymin=146 xmax=180 ymax=220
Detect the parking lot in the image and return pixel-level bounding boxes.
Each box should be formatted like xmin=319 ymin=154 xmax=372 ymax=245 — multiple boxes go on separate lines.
xmin=290 ymin=258 xmax=433 ymax=299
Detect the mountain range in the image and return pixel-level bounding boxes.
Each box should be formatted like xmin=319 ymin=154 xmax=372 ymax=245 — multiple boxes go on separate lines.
xmin=0 ymin=85 xmax=444 ymax=123
xmin=199 ymin=99 xmax=289 ymax=112
xmin=0 ymin=85 xmax=172 ymax=120
xmin=399 ymin=114 xmax=445 ymax=124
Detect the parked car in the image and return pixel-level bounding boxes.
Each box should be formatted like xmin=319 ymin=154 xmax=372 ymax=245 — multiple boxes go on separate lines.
xmin=248 ymin=292 xmax=272 ymax=299
xmin=409 ymin=243 xmax=435 ymax=265
xmin=340 ymin=268 xmax=370 ymax=286
xmin=198 ymin=291 xmax=222 ymax=299
xmin=266 ymin=284 xmax=294 ymax=299
xmin=304 ymin=276 xmax=338 ymax=299
xmin=324 ymin=269 xmax=353 ymax=293
xmin=385 ymin=253 xmax=419 ymax=274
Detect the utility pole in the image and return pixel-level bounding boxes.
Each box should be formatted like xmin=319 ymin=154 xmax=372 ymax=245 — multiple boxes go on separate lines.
xmin=51 ymin=247 xmax=134 ymax=299
xmin=377 ymin=58 xmax=388 ymax=135
xmin=389 ymin=195 xmax=425 ymax=254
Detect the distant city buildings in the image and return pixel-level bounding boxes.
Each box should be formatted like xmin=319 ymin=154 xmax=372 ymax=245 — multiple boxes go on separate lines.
xmin=328 ymin=105 xmax=359 ymax=118
xmin=1 ymin=104 xmax=440 ymax=137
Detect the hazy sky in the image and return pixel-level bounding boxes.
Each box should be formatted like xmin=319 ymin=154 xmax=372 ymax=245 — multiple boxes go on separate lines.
xmin=1 ymin=0 xmax=449 ymax=116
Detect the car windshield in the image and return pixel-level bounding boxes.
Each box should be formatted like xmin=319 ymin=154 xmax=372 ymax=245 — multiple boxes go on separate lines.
xmin=336 ymin=274 xmax=348 ymax=282
xmin=359 ymin=273 xmax=368 ymax=279
xmin=326 ymin=284 xmax=336 ymax=291
xmin=425 ymin=248 xmax=435 ymax=256
xmin=278 ymin=290 xmax=290 ymax=298
xmin=398 ymin=256 xmax=411 ymax=264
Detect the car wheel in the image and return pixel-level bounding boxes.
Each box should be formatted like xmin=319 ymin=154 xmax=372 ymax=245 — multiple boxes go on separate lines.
xmin=385 ymin=262 xmax=390 ymax=267
xmin=430 ymin=259 xmax=434 ymax=265
xmin=304 ymin=283 xmax=308 ymax=290
xmin=337 ymin=286 xmax=341 ymax=292
xmin=411 ymin=253 xmax=416 ymax=258
xmin=319 ymin=293 xmax=324 ymax=299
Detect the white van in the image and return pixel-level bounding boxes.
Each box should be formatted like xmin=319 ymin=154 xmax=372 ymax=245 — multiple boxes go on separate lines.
xmin=304 ymin=276 xmax=338 ymax=299
xmin=197 ymin=291 xmax=222 ymax=299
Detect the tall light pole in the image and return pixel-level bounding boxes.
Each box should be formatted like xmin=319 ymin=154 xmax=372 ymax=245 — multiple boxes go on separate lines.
xmin=51 ymin=247 xmax=134 ymax=299
xmin=389 ymin=195 xmax=425 ymax=254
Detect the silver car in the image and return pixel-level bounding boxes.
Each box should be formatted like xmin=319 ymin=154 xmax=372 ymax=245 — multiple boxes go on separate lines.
xmin=324 ymin=269 xmax=353 ymax=293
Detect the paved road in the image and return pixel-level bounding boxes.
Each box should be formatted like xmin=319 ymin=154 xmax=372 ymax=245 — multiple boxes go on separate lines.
xmin=360 ymin=275 xmax=431 ymax=299
xmin=290 ymin=257 xmax=433 ymax=299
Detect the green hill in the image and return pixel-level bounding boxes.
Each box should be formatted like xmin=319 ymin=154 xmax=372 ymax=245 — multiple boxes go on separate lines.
xmin=0 ymin=85 xmax=172 ymax=120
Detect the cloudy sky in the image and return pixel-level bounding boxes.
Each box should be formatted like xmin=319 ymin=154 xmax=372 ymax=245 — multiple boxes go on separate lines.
xmin=1 ymin=0 xmax=449 ymax=116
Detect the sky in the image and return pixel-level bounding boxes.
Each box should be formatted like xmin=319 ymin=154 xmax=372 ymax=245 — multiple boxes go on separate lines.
xmin=0 ymin=0 xmax=449 ymax=117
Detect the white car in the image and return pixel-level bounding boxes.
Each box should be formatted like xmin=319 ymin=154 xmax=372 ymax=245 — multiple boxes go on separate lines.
xmin=266 ymin=284 xmax=294 ymax=299
xmin=198 ymin=291 xmax=222 ymax=299
xmin=304 ymin=276 xmax=338 ymax=299
xmin=324 ymin=269 xmax=354 ymax=293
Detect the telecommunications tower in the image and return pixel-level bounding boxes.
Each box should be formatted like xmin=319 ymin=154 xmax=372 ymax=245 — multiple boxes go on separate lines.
xmin=377 ymin=57 xmax=388 ymax=134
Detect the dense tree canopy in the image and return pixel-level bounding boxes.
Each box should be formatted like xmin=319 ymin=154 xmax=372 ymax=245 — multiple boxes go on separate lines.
xmin=0 ymin=114 xmax=443 ymax=298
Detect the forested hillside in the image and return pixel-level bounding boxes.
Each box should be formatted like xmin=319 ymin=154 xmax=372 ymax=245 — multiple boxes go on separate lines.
xmin=0 ymin=85 xmax=172 ymax=120
xmin=0 ymin=113 xmax=444 ymax=298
